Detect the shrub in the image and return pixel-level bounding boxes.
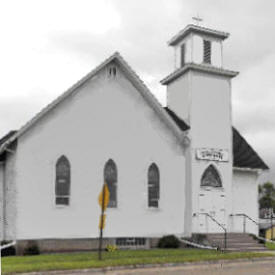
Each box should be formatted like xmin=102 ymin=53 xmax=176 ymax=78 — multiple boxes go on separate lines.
xmin=1 ymin=241 xmax=16 ymax=257
xmin=23 ymin=241 xmax=40 ymax=256
xmin=158 ymin=235 xmax=180 ymax=248
xmin=106 ymin=244 xmax=118 ymax=252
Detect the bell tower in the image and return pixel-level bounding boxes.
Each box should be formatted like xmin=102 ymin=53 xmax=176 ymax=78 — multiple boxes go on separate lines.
xmin=161 ymin=24 xmax=238 ymax=235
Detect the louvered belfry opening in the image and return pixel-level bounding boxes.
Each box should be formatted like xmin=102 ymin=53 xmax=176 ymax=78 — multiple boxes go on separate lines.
xmin=203 ymin=40 xmax=211 ymax=64
xmin=180 ymin=43 xmax=185 ymax=67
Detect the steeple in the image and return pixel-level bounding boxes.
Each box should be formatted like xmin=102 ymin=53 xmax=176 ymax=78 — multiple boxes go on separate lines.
xmin=161 ymin=24 xmax=239 ymax=235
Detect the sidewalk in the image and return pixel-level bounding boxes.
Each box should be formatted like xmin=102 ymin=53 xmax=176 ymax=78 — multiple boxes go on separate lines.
xmin=21 ymin=256 xmax=275 ymax=275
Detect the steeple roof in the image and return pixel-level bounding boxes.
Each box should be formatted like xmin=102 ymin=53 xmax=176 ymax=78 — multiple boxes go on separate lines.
xmin=168 ymin=24 xmax=229 ymax=46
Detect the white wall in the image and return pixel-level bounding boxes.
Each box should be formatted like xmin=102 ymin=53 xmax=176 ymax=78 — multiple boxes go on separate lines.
xmin=167 ymin=71 xmax=190 ymax=123
xmin=231 ymin=170 xmax=259 ymax=235
xmin=3 ymin=151 xmax=17 ymax=240
xmin=14 ymin=62 xmax=187 ymax=240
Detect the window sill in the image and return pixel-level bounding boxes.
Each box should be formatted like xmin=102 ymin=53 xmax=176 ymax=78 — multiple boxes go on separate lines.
xmin=147 ymin=207 xmax=161 ymax=212
xmin=55 ymin=204 xmax=70 ymax=209
xmin=200 ymin=187 xmax=225 ymax=192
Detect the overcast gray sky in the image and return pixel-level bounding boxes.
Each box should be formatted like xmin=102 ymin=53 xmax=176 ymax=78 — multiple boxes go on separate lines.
xmin=1 ymin=0 xmax=275 ymax=183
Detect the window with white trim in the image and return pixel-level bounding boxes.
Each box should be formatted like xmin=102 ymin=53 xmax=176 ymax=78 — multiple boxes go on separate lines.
xmin=55 ymin=155 xmax=70 ymax=205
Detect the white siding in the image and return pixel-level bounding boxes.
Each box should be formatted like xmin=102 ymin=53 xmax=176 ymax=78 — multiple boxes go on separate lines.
xmin=231 ymin=170 xmax=259 ymax=235
xmin=167 ymin=71 xmax=191 ymax=123
xmin=3 ymin=152 xmax=17 ymax=240
xmin=14 ymin=64 xmax=186 ymax=240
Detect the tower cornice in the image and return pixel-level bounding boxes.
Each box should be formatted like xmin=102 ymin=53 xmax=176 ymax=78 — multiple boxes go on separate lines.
xmin=161 ymin=63 xmax=239 ymax=85
xmin=168 ymin=24 xmax=229 ymax=46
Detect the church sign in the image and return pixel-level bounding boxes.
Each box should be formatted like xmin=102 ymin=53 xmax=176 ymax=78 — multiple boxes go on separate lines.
xmin=196 ymin=148 xmax=229 ymax=162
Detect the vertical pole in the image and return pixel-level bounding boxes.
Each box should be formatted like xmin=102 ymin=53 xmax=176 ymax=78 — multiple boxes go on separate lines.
xmin=243 ymin=215 xmax=246 ymax=233
xmin=98 ymin=184 xmax=106 ymax=260
xmin=224 ymin=229 xmax=227 ymax=250
xmin=271 ymin=208 xmax=274 ymax=240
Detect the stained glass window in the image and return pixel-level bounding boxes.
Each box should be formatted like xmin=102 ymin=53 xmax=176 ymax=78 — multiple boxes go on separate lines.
xmin=201 ymin=165 xmax=222 ymax=187
xmin=104 ymin=159 xmax=117 ymax=208
xmin=148 ymin=163 xmax=160 ymax=208
xmin=55 ymin=155 xmax=70 ymax=205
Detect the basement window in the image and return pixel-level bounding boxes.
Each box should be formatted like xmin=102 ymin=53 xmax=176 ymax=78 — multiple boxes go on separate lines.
xmin=203 ymin=40 xmax=211 ymax=64
xmin=116 ymin=238 xmax=146 ymax=247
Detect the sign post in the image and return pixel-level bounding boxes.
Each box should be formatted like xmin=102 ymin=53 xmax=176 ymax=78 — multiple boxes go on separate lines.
xmin=270 ymin=208 xmax=274 ymax=240
xmin=98 ymin=183 xmax=109 ymax=260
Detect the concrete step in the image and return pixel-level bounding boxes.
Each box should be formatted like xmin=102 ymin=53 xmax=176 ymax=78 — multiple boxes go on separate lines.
xmin=225 ymin=247 xmax=268 ymax=252
xmin=209 ymin=237 xmax=255 ymax=242
xmin=226 ymin=243 xmax=265 ymax=248
xmin=200 ymin=233 xmax=267 ymax=251
xmin=204 ymin=232 xmax=251 ymax=237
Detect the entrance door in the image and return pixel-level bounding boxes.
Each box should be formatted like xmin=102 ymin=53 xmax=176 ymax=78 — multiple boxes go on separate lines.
xmin=198 ymin=190 xmax=226 ymax=233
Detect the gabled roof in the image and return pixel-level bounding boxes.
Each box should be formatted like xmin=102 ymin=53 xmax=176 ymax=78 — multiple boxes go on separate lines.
xmin=0 ymin=130 xmax=17 ymax=161
xmin=164 ymin=107 xmax=189 ymax=131
xmin=0 ymin=53 xmax=187 ymax=154
xmin=233 ymin=127 xmax=269 ymax=170
xmin=168 ymin=24 xmax=229 ymax=46
xmin=0 ymin=53 xmax=268 ymax=171
xmin=0 ymin=130 xmax=17 ymax=147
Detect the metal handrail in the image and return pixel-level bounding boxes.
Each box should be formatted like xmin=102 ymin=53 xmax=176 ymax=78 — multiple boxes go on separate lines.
xmin=230 ymin=213 xmax=259 ymax=233
xmin=194 ymin=212 xmax=227 ymax=249
xmin=230 ymin=213 xmax=259 ymax=225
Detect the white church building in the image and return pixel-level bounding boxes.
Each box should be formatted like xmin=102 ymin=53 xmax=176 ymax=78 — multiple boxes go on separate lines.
xmin=0 ymin=24 xmax=268 ymax=253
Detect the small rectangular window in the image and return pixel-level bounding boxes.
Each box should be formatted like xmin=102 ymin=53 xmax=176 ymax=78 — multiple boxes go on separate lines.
xmin=180 ymin=44 xmax=185 ymax=67
xmin=203 ymin=40 xmax=211 ymax=64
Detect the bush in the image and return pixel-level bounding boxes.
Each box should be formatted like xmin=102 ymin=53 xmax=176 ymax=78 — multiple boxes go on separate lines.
xmin=158 ymin=235 xmax=180 ymax=249
xmin=106 ymin=244 xmax=118 ymax=252
xmin=23 ymin=241 xmax=40 ymax=256
xmin=1 ymin=241 xmax=16 ymax=257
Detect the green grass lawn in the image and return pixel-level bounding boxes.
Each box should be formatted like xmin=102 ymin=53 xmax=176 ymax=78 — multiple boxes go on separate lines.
xmin=266 ymin=241 xmax=275 ymax=250
xmin=2 ymin=249 xmax=274 ymax=274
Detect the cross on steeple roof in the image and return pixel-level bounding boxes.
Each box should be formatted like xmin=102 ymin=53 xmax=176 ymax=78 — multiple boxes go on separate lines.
xmin=192 ymin=14 xmax=203 ymax=26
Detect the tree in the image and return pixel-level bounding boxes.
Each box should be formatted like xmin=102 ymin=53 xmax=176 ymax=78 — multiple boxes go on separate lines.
xmin=259 ymin=182 xmax=275 ymax=216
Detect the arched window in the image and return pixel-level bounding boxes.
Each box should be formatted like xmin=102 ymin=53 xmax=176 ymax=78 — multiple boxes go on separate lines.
xmin=55 ymin=155 xmax=70 ymax=205
xmin=148 ymin=163 xmax=160 ymax=208
xmin=201 ymin=165 xmax=222 ymax=187
xmin=104 ymin=159 xmax=117 ymax=208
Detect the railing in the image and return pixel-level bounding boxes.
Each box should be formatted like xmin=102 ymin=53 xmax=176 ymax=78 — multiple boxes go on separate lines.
xmin=0 ymin=241 xmax=16 ymax=250
xmin=230 ymin=213 xmax=258 ymax=233
xmin=194 ymin=212 xmax=227 ymax=249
